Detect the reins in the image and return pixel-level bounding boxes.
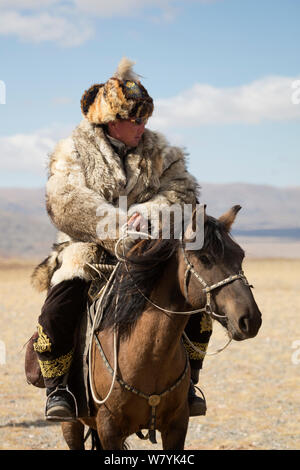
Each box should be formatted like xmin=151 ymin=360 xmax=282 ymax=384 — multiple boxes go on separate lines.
xmin=115 ymin=226 xmax=252 ymax=322
xmin=87 ymin=223 xmax=254 ymax=441
xmin=115 ymin=226 xmax=253 ymax=356
xmin=87 ymin=262 xmax=120 ymax=406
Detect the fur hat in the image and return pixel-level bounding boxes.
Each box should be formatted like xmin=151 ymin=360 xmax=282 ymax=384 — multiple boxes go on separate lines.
xmin=81 ymin=58 xmax=154 ymax=124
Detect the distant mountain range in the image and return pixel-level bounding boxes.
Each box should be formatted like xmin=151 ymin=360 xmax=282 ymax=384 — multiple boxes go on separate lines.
xmin=199 ymin=182 xmax=300 ymax=231
xmin=0 ymin=183 xmax=299 ymax=258
xmin=0 ymin=187 xmax=56 ymax=259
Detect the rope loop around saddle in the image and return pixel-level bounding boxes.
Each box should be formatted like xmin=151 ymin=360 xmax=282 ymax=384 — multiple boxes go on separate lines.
xmin=87 ymin=262 xmax=120 ymax=406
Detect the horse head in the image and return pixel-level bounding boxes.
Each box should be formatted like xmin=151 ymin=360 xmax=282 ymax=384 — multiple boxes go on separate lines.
xmin=179 ymin=205 xmax=262 ymax=341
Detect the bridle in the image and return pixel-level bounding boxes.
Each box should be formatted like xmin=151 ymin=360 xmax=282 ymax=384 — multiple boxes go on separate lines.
xmin=181 ymin=245 xmax=253 ymax=320
xmin=114 ymin=229 xmax=253 ymax=320
xmin=115 ymin=228 xmax=255 ymax=357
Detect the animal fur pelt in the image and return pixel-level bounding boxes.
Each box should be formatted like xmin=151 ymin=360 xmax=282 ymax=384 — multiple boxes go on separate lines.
xmin=31 ymin=118 xmax=199 ymax=292
xmin=80 ymin=57 xmax=153 ymax=125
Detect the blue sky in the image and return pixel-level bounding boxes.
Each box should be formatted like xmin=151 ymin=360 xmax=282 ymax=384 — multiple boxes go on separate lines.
xmin=0 ymin=0 xmax=299 ymax=187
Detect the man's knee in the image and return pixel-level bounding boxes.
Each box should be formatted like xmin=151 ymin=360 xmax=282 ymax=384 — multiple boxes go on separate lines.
xmin=35 ymin=278 xmax=90 ymax=357
xmin=41 ymin=278 xmax=90 ymax=318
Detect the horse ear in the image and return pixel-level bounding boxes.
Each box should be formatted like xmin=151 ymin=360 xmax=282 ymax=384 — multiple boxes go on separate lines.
xmin=219 ymin=205 xmax=241 ymax=232
xmin=183 ymin=204 xmax=206 ymax=241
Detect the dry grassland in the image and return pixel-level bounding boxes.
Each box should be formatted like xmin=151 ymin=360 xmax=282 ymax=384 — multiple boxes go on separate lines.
xmin=0 ymin=257 xmax=299 ymax=450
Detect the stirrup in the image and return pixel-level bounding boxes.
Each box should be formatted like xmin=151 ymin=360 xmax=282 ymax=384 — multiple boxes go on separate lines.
xmin=188 ymin=383 xmax=207 ymax=417
xmin=45 ymin=385 xmax=78 ymax=422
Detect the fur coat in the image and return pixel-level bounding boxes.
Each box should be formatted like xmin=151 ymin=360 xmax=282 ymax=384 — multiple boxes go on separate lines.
xmin=31 ymin=118 xmax=199 ymax=292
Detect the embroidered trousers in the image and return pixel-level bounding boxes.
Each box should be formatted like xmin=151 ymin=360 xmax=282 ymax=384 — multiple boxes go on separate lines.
xmin=34 ymin=278 xmax=90 ymax=388
xmin=34 ymin=278 xmax=212 ymax=388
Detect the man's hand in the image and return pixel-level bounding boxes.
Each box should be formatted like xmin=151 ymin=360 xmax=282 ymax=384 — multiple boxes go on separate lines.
xmin=127 ymin=212 xmax=148 ymax=232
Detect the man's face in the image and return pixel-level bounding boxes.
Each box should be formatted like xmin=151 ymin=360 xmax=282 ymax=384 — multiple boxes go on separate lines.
xmin=107 ymin=118 xmax=147 ymax=148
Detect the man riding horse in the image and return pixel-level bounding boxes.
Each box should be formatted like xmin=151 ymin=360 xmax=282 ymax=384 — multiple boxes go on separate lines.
xmin=31 ymin=58 xmax=212 ymax=421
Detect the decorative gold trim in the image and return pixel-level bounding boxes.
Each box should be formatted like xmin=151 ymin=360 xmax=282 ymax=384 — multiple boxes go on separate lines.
xmin=38 ymin=349 xmax=74 ymax=378
xmin=200 ymin=313 xmax=213 ymax=334
xmin=183 ymin=339 xmax=208 ymax=360
xmin=33 ymin=324 xmax=52 ymax=353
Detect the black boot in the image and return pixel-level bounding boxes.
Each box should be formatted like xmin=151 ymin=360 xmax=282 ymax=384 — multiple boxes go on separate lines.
xmin=188 ymin=368 xmax=207 ymax=417
xmin=45 ymin=385 xmax=77 ymax=422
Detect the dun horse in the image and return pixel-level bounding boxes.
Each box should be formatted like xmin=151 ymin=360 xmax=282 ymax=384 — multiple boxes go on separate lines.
xmin=61 ymin=205 xmax=262 ymax=450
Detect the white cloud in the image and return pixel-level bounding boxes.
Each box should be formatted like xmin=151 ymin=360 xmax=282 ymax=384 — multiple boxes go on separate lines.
xmin=0 ymin=0 xmax=219 ymax=45
xmin=150 ymin=76 xmax=300 ymax=129
xmin=74 ymin=0 xmax=174 ymax=17
xmin=98 ymin=0 xmax=190 ymax=24
xmin=0 ymin=133 xmax=53 ymax=175
xmin=0 ymin=124 xmax=72 ymax=174
xmin=0 ymin=0 xmax=59 ymax=8
xmin=1 ymin=75 xmax=300 ymax=175
xmin=73 ymin=0 xmax=220 ymax=19
xmin=0 ymin=10 xmax=92 ymax=46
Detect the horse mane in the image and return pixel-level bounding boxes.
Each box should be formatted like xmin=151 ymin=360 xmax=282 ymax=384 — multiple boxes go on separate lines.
xmin=99 ymin=216 xmax=244 ymax=337
xmin=201 ymin=215 xmax=245 ymax=262
xmin=99 ymin=237 xmax=178 ymax=337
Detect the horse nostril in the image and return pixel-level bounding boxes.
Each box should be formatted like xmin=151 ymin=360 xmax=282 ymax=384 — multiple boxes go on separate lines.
xmin=239 ymin=314 xmax=250 ymax=334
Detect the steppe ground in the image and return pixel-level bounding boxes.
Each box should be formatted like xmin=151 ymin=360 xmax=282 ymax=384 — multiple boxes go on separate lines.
xmin=0 ymin=255 xmax=299 ymax=450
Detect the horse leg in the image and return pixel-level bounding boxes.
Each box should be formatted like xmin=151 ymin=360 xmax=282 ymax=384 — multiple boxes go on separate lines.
xmin=161 ymin=409 xmax=189 ymax=450
xmin=96 ymin=407 xmax=125 ymax=450
xmin=61 ymin=421 xmax=85 ymax=450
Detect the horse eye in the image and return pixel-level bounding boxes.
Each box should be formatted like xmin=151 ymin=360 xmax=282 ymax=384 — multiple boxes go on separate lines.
xmin=200 ymin=255 xmax=211 ymax=266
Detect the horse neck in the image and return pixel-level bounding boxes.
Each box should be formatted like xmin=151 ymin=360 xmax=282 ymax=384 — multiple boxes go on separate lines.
xmin=139 ymin=253 xmax=190 ymax=358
